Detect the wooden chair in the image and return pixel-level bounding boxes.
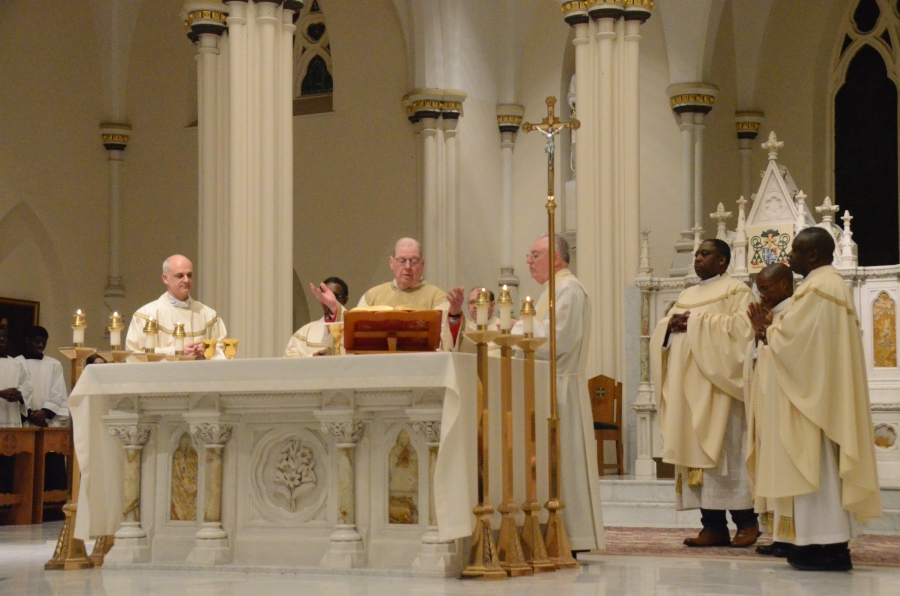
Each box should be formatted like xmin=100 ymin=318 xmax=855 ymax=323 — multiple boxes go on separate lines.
xmin=32 ymin=428 xmax=70 ymax=523
xmin=588 ymin=375 xmax=625 ymax=476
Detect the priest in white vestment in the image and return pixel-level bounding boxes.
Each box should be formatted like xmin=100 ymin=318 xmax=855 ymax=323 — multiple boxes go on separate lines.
xmin=126 ymin=255 xmax=227 ymax=359
xmin=650 ymin=239 xmax=759 ymax=548
xmin=455 ymin=287 xmax=501 ymax=355
xmin=311 ymin=238 xmax=465 ymax=351
xmin=285 ymin=277 xmax=349 ymax=357
xmin=748 ymin=228 xmax=881 ymax=571
xmin=511 ymin=234 xmax=604 ymax=551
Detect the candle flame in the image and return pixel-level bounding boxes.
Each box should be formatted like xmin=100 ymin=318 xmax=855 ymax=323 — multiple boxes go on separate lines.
xmin=526 ymin=296 xmax=532 ymax=301
xmin=113 ymin=312 xmax=118 ymax=317
xmin=502 ymin=284 xmax=508 ymax=291
xmin=76 ymin=309 xmax=82 ymax=315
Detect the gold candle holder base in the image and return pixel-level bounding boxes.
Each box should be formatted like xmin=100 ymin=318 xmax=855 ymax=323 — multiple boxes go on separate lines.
xmin=45 ymin=502 xmax=92 ymax=570
xmin=133 ymin=352 xmax=168 ymax=363
xmin=98 ymin=350 xmax=134 ymax=363
xmin=544 ymin=498 xmax=579 ymax=569
xmin=521 ymin=501 xmax=556 ymax=572
xmin=88 ymin=534 xmax=115 ymax=567
xmin=165 ymin=354 xmax=197 ymax=362
xmin=461 ymin=504 xmax=507 ymax=580
xmin=497 ymin=502 xmax=532 ymax=576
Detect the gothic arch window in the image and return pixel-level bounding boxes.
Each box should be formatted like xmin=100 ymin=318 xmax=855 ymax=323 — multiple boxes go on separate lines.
xmin=831 ymin=0 xmax=900 ymax=265
xmin=293 ymin=0 xmax=333 ymax=115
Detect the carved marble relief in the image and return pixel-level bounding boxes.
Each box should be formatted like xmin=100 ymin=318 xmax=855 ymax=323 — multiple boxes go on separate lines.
xmin=274 ymin=439 xmax=318 ymax=512
xmin=874 ymin=424 xmax=898 ymax=450
xmin=873 ymin=292 xmax=897 ymax=368
xmin=170 ymin=433 xmax=198 ymax=521
xmin=388 ymin=429 xmax=418 ymax=524
xmin=250 ymin=428 xmax=327 ymax=523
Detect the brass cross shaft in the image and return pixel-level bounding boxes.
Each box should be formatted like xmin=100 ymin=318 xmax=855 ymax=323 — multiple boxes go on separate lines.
xmin=522 ymin=97 xmax=580 ymax=198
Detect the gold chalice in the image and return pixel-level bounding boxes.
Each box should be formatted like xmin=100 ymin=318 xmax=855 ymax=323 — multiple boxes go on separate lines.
xmin=223 ymin=339 xmax=238 ymax=360
xmin=327 ymin=323 xmax=344 ymax=356
xmin=201 ymin=339 xmax=217 ymax=360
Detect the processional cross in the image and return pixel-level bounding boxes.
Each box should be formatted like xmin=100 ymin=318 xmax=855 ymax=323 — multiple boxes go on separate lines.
xmin=521 ymin=96 xmax=580 ymax=568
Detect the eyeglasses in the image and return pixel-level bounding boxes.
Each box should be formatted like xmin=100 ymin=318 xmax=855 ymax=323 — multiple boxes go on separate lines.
xmin=393 ymin=257 xmax=422 ymax=267
xmin=525 ymin=251 xmax=545 ymax=261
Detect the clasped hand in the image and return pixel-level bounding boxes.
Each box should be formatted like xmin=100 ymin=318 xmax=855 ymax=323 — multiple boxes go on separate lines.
xmin=667 ymin=311 xmax=690 ymax=334
xmin=747 ymin=302 xmax=773 ymax=345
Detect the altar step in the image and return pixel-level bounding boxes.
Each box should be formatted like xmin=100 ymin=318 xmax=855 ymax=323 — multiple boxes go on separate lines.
xmin=599 ymin=476 xmax=900 ymax=535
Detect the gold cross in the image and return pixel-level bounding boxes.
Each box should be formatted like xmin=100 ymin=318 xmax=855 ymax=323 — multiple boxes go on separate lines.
xmin=522 ymin=97 xmax=580 ymax=197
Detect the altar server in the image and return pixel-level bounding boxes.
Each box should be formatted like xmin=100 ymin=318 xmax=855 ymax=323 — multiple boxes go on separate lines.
xmin=0 ymin=322 xmax=30 ymax=427
xmin=310 ymin=238 xmax=464 ymax=350
xmin=285 ymin=277 xmax=349 ymax=357
xmin=511 ymin=234 xmax=604 ymax=551
xmin=126 ymin=255 xmax=227 ymax=359
xmin=747 ymin=228 xmax=881 ymax=571
xmin=650 ymin=239 xmax=759 ymax=548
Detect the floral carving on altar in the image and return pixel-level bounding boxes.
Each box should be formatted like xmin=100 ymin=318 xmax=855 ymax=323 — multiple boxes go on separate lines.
xmin=274 ymin=439 xmax=318 ymax=512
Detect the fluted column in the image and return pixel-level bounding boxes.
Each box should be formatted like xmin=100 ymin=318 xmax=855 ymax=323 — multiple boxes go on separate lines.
xmin=187 ymin=420 xmax=234 ymax=565
xmin=103 ymin=420 xmax=151 ymax=563
xmin=441 ymin=95 xmax=464 ymax=289
xmin=497 ymin=105 xmax=524 ymax=293
xmin=100 ymin=124 xmax=131 ymax=303
xmin=409 ymin=414 xmax=459 ymax=572
xmin=317 ymin=412 xmax=367 ymax=569
xmin=667 ymin=84 xmax=717 ymax=276
xmin=735 ymin=111 xmax=764 ymax=201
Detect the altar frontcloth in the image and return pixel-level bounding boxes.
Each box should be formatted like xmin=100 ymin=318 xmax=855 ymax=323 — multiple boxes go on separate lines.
xmin=70 ymin=353 xmax=551 ymax=562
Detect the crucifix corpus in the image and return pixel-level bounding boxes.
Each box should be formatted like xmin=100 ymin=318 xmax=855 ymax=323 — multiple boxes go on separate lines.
xmin=521 ymin=96 xmax=580 ymax=569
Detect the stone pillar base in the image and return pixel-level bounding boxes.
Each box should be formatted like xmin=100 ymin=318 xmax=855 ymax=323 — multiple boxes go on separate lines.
xmin=187 ymin=537 xmax=231 ymax=565
xmin=634 ymin=457 xmax=657 ymax=479
xmin=411 ymin=528 xmax=460 ymax=573
xmin=320 ymin=525 xmax=366 ymax=568
xmin=105 ymin=537 xmax=149 ymax=564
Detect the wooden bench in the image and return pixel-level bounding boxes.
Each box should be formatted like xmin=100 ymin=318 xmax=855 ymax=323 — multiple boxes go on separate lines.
xmin=0 ymin=427 xmax=39 ymax=525
xmin=33 ymin=427 xmax=70 ymax=523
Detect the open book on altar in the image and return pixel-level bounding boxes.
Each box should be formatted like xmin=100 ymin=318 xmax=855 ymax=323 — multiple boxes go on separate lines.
xmin=343 ymin=307 xmax=442 ymax=353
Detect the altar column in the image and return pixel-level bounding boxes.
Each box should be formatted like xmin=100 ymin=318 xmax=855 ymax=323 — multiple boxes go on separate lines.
xmin=666 ymin=84 xmax=717 ymax=276
xmin=317 ymin=413 xmax=367 ymax=569
xmin=100 ymin=124 xmax=131 ymax=306
xmin=410 ymin=414 xmax=459 ymax=572
xmin=103 ymin=419 xmax=151 ymax=563
xmin=497 ymin=105 xmax=524 ymax=293
xmin=735 ymin=111 xmax=764 ymax=201
xmin=187 ymin=420 xmax=234 ymax=565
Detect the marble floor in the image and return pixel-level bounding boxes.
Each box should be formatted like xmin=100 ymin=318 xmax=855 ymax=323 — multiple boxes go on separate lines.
xmin=3 ymin=523 xmax=900 ymax=595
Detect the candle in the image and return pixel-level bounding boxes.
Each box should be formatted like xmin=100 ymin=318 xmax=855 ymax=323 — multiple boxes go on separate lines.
xmin=476 ymin=288 xmax=490 ymax=327
xmin=144 ymin=318 xmax=158 ymax=352
xmin=173 ymin=322 xmax=186 ymax=355
xmin=521 ymin=296 xmax=535 ymax=336
xmin=109 ymin=312 xmax=123 ymax=349
xmin=72 ymin=309 xmax=86 ymax=346
xmin=498 ymin=285 xmax=512 ymax=331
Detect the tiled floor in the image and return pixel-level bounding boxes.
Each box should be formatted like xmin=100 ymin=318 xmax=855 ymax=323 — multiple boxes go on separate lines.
xmin=3 ymin=523 xmax=900 ymax=595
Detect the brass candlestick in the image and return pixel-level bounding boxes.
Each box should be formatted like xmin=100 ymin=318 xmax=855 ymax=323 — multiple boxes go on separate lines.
xmin=46 ymin=346 xmax=97 ymax=571
xmin=173 ymin=322 xmax=186 ymax=355
xmin=98 ymin=350 xmax=133 ymax=363
xmin=461 ymin=322 xmax=505 ymax=581
xmin=143 ymin=318 xmax=159 ymax=354
xmin=108 ymin=311 xmax=124 ymax=351
xmin=514 ymin=334 xmax=556 ymax=573
xmin=493 ymin=331 xmax=532 ymax=577
xmin=523 ymin=97 xmax=580 ymax=569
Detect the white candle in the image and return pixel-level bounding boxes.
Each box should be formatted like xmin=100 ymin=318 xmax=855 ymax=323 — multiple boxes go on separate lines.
xmin=522 ymin=297 xmax=534 ymax=336
xmin=110 ymin=328 xmax=121 ymax=348
xmin=146 ymin=333 xmax=156 ymax=351
xmin=109 ymin=312 xmax=123 ymax=348
xmin=72 ymin=309 xmax=85 ymax=345
xmin=174 ymin=335 xmax=184 ymax=353
xmin=476 ymin=288 xmax=489 ymax=326
xmin=498 ymin=285 xmax=512 ymax=331
xmin=73 ymin=327 xmax=84 ymax=345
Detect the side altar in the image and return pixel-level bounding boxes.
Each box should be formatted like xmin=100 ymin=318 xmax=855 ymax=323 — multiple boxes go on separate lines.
xmin=69 ymin=353 xmax=551 ymax=575
xmin=631 ymin=132 xmax=900 ymax=486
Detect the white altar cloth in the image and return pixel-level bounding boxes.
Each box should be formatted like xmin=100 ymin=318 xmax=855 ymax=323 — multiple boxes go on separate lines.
xmin=70 ymin=353 xmax=552 ymax=548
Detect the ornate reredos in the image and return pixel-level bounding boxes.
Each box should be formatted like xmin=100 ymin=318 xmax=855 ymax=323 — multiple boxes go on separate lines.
xmin=745 ymin=133 xmax=814 ymax=229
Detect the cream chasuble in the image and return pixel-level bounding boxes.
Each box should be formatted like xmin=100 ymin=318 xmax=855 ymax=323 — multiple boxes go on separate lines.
xmin=126 ymin=293 xmax=227 ymax=358
xmin=753 ymin=265 xmax=881 ymax=524
xmin=0 ymin=358 xmax=31 ymax=427
xmin=285 ymin=313 xmax=345 ymax=357
xmin=650 ymin=274 xmax=754 ymax=470
xmin=511 ymin=268 xmax=604 ymax=550
xmin=355 ymin=280 xmax=453 ymax=351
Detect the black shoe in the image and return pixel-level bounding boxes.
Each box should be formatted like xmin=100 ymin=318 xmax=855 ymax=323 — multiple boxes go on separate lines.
xmin=787 ymin=543 xmax=852 ymax=572
xmin=756 ymin=541 xmax=795 ymax=557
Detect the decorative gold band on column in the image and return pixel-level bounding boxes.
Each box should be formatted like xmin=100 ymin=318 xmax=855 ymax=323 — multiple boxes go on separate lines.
xmin=403 ymin=90 xmax=467 ymax=123
xmin=735 ymin=111 xmax=764 ymax=140
xmin=667 ymin=83 xmax=719 ymax=115
xmin=589 ymin=1 xmax=625 ymax=21
xmin=100 ymin=123 xmax=132 ymax=151
xmin=182 ymin=7 xmax=228 ymax=42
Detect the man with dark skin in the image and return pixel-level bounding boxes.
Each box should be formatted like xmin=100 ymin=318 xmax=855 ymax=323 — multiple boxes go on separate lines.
xmin=749 ymin=263 xmax=794 ymax=345
xmin=285 ymin=277 xmax=350 ymax=357
xmin=650 ymin=239 xmax=758 ymax=548
xmin=17 ymin=327 xmax=66 ymax=428
xmin=746 ymin=227 xmax=882 ymax=572
xmin=0 ymin=324 xmax=25 ymax=408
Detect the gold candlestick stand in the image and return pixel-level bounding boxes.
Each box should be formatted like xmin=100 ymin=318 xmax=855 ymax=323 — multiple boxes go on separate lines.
xmin=98 ymin=349 xmax=134 ymax=363
xmin=46 ymin=346 xmax=96 ymax=571
xmin=461 ymin=326 xmax=506 ymax=580
xmin=522 ymin=97 xmax=580 ymax=569
xmin=493 ymin=332 xmax=532 ymax=577
xmin=514 ymin=335 xmax=556 ymax=573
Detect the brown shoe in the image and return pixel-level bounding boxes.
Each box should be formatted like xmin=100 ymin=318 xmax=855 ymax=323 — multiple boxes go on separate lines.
xmin=731 ymin=524 xmax=761 ymax=548
xmin=684 ymin=529 xmax=731 ymax=547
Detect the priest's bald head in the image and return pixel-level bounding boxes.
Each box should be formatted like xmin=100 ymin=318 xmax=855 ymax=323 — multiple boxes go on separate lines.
xmin=693 ymin=239 xmax=730 ymax=280
xmin=390 ymin=238 xmax=424 ymax=290
xmin=756 ymin=263 xmax=793 ymax=310
xmin=162 ymin=254 xmax=194 ymax=302
xmin=789 ymin=228 xmax=835 ymax=277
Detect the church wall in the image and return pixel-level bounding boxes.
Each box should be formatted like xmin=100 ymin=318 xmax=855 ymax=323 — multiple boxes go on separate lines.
xmin=293 ymin=0 xmax=416 ymax=319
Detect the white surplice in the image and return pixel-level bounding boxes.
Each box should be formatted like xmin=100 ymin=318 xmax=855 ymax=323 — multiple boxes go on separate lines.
xmin=16 ymin=355 xmax=68 ymax=426
xmin=0 ymin=358 xmax=31 ymax=427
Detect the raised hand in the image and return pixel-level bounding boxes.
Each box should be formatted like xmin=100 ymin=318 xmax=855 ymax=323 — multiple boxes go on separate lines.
xmin=310 ymin=282 xmax=339 ymax=316
xmin=446 ymin=286 xmax=465 ymax=317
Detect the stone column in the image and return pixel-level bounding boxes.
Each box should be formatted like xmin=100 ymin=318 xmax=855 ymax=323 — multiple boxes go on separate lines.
xmin=406 ymin=97 xmax=441 ymax=284
xmin=735 ymin=111 xmax=764 ymax=201
xmin=104 ymin=421 xmax=151 ymax=563
xmin=317 ymin=414 xmax=366 ymax=568
xmin=100 ymin=124 xmax=131 ymax=305
xmin=409 ymin=415 xmax=459 ymax=572
xmin=633 ymin=231 xmax=656 ymax=478
xmin=187 ymin=420 xmax=233 ymax=565
xmin=496 ymin=105 xmax=524 ymax=294
xmin=667 ymin=84 xmax=717 ymax=276
xmin=183 ymin=6 xmax=227 ymax=307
